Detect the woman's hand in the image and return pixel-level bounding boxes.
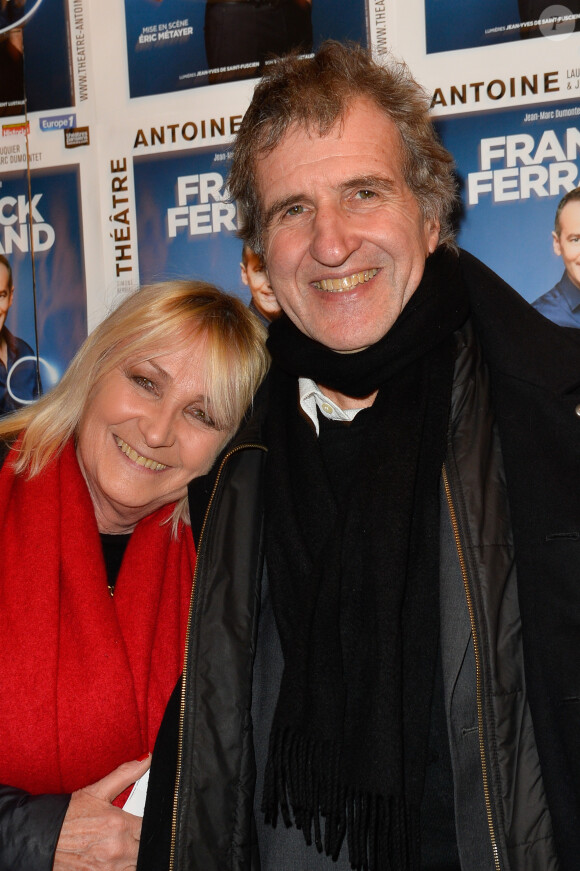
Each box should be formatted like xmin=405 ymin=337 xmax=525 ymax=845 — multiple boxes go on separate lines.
xmin=53 ymin=755 xmax=151 ymax=871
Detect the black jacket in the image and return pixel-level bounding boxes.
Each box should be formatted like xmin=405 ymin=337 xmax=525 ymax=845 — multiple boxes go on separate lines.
xmin=2 ymin=251 xmax=580 ymax=870
xmin=464 ymin=251 xmax=580 ymax=869
xmin=137 ymin=251 xmax=580 ymax=871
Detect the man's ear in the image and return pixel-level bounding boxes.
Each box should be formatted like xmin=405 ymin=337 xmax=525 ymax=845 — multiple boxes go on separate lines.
xmin=426 ymin=218 xmax=440 ymax=254
xmin=552 ymin=231 xmax=562 ymax=258
xmin=240 ymin=262 xmax=249 ymax=287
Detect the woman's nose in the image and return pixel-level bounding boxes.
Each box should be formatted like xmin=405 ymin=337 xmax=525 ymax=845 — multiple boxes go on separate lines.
xmin=138 ymin=404 xmax=176 ymax=448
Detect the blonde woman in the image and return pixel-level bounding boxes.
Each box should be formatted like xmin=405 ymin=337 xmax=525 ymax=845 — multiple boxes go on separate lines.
xmin=0 ymin=281 xmax=268 ymax=871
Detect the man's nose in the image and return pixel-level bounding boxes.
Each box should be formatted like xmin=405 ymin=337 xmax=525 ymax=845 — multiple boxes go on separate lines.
xmin=309 ymin=204 xmax=361 ymax=267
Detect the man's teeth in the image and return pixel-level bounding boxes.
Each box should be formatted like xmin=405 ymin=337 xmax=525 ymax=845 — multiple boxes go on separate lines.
xmin=115 ymin=436 xmax=167 ymax=470
xmin=314 ymin=268 xmax=378 ymax=292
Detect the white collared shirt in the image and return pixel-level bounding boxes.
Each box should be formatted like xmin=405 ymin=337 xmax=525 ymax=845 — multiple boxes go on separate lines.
xmin=298 ymin=377 xmax=364 ymax=436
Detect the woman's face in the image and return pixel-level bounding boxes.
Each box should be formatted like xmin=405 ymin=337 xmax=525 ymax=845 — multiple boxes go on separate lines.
xmin=76 ymin=336 xmax=231 ymax=534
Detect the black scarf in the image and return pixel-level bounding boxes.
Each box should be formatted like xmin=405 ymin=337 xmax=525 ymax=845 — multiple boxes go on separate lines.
xmin=262 ymin=248 xmax=469 ymax=870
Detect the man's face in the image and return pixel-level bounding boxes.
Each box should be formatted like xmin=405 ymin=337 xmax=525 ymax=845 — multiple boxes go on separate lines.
xmin=0 ymin=264 xmax=14 ymax=333
xmin=255 ymin=98 xmax=440 ymax=352
xmin=553 ymin=200 xmax=580 ymax=289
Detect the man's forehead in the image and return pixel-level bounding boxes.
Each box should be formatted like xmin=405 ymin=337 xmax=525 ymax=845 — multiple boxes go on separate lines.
xmin=261 ymin=97 xmax=393 ymax=152
xmin=255 ymin=99 xmax=402 ymax=191
xmin=560 ymin=199 xmax=580 ymax=225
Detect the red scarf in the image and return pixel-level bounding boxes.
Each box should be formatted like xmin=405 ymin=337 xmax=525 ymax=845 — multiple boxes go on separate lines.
xmin=0 ymin=439 xmax=195 ymax=798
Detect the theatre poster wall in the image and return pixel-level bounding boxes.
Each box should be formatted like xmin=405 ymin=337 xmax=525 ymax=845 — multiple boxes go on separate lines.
xmin=1 ymin=0 xmax=580 ymax=405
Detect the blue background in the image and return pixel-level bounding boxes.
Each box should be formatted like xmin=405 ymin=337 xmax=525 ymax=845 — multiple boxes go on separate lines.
xmin=125 ymin=0 xmax=367 ymax=98
xmin=1 ymin=165 xmax=87 ymax=386
xmin=133 ymin=146 xmax=249 ymax=301
xmin=435 ymin=99 xmax=580 ymax=302
xmin=427 ymin=0 xmax=536 ymax=53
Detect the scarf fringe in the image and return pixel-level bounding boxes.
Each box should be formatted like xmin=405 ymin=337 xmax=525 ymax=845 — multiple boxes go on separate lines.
xmin=262 ymin=725 xmax=420 ymax=871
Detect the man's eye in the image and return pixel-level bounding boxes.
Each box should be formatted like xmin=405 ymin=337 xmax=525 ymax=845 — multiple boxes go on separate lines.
xmin=286 ymin=204 xmax=305 ymax=216
xmin=355 ymin=189 xmax=376 ymax=200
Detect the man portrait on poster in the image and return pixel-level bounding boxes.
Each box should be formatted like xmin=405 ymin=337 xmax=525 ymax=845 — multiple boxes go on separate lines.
xmin=532 ymin=187 xmax=580 ymax=328
xmin=0 ymin=254 xmax=40 ymax=414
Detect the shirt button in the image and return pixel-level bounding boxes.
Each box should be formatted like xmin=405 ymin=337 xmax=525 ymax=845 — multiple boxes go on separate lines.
xmin=321 ymin=403 xmax=334 ymax=415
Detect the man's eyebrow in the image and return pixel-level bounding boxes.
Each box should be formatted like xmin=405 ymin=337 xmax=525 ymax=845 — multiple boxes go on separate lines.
xmin=341 ymin=174 xmax=396 ymax=194
xmin=263 ymin=194 xmax=309 ymax=228
xmin=263 ymin=175 xmax=397 ymax=227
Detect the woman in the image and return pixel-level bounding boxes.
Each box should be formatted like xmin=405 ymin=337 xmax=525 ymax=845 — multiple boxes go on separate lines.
xmin=0 ymin=280 xmax=269 ymax=871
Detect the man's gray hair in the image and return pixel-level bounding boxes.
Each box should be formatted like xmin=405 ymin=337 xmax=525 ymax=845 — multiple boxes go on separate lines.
xmin=228 ymin=40 xmax=458 ymax=257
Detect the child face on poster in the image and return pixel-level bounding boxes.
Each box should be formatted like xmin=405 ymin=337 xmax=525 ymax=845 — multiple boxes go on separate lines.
xmin=240 ymin=247 xmax=281 ymax=323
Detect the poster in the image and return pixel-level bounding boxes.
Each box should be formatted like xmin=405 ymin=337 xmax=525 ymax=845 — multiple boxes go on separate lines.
xmin=425 ymin=0 xmax=580 ymax=54
xmin=133 ymin=144 xmax=249 ymax=301
xmin=124 ymin=0 xmax=367 ymax=97
xmin=0 ymin=0 xmax=74 ymax=118
xmin=0 ymin=164 xmax=87 ymax=412
xmin=435 ymin=96 xmax=580 ymax=302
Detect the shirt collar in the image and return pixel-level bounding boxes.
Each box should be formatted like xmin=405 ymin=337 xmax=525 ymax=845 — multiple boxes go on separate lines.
xmin=298 ymin=377 xmax=364 ymax=436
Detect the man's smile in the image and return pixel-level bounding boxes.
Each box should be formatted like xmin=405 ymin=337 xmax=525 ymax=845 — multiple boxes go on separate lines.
xmin=312 ymin=268 xmax=379 ymax=293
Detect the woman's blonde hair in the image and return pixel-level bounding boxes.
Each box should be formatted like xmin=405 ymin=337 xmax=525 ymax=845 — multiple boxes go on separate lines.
xmin=0 ymin=280 xmax=269 ymax=528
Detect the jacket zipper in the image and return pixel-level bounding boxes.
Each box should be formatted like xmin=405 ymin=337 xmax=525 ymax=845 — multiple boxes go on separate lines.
xmin=168 ymin=442 xmax=266 ymax=871
xmin=442 ymin=463 xmax=501 ymax=871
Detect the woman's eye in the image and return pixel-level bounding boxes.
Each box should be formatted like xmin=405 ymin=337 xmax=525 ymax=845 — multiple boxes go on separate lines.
xmin=189 ymin=407 xmax=216 ymax=428
xmin=132 ymin=375 xmax=156 ymax=392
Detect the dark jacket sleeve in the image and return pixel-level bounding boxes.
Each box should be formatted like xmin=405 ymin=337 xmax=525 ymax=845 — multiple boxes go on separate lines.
xmin=0 ymin=786 xmax=71 ymax=871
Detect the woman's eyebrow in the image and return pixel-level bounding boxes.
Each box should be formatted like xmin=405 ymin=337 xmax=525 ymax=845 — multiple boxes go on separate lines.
xmin=139 ymin=359 xmax=170 ymax=382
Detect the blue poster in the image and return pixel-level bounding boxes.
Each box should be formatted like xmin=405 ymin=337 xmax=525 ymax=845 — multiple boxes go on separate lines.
xmin=435 ymin=98 xmax=580 ymax=302
xmin=133 ymin=145 xmax=250 ymax=302
xmin=0 ymin=0 xmax=73 ymax=117
xmin=0 ymin=165 xmax=87 ymax=413
xmin=125 ymin=0 xmax=367 ymax=98
xmin=426 ymin=0 xmax=580 ymax=54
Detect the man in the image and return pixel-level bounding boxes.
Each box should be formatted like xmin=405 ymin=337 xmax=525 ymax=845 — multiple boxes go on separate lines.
xmin=532 ymin=187 xmax=580 ymax=328
xmin=240 ymin=243 xmax=281 ymax=325
xmin=0 ymin=254 xmax=39 ymax=414
xmin=139 ymin=42 xmax=580 ymax=871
